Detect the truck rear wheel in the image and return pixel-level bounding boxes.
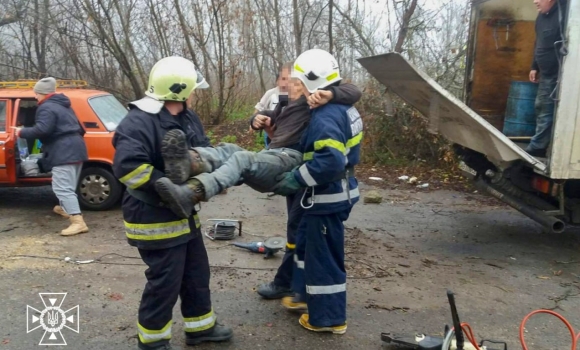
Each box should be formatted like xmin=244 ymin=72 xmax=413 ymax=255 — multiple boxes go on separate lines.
xmin=77 ymin=167 xmax=122 ymax=211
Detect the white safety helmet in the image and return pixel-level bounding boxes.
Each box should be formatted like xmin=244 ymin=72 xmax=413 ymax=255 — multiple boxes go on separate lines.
xmin=291 ymin=49 xmax=342 ymax=93
xmin=145 ymin=56 xmax=198 ymax=102
xmin=131 ymin=56 xmax=198 ymax=114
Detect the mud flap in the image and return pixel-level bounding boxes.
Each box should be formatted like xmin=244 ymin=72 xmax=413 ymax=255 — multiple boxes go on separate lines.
xmin=357 ymin=53 xmax=546 ymax=173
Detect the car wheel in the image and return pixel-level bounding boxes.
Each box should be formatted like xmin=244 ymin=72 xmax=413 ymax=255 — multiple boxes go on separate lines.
xmin=77 ymin=167 xmax=122 ymax=211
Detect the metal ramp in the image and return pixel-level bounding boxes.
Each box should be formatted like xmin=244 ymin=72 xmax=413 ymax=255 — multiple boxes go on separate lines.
xmin=357 ymin=53 xmax=547 ymax=173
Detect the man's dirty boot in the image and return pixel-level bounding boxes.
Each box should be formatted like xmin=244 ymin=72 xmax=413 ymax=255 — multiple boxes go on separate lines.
xmin=257 ymin=281 xmax=293 ymax=299
xmin=161 ymin=129 xmax=208 ymax=184
xmin=155 ymin=177 xmax=205 ymax=218
xmin=185 ymin=323 xmax=233 ymax=345
xmin=60 ymin=215 xmax=89 ymax=236
xmin=53 ymin=205 xmax=70 ymax=219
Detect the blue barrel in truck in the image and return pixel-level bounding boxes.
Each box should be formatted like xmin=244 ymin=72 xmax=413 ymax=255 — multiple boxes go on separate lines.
xmin=503 ymin=81 xmax=539 ymax=137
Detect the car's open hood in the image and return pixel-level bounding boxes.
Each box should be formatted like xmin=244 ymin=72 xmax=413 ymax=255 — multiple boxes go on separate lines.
xmin=357 ymin=53 xmax=546 ymax=172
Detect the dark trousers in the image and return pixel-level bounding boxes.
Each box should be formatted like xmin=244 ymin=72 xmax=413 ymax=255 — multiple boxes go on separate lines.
xmin=137 ymin=233 xmax=214 ymax=348
xmin=293 ymin=209 xmax=351 ymax=327
xmin=273 ymin=189 xmax=305 ymax=289
xmin=527 ymin=74 xmax=558 ymax=152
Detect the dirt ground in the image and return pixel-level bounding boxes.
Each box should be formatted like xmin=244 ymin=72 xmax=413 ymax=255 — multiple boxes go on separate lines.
xmin=1 ymin=183 xmax=579 ymax=350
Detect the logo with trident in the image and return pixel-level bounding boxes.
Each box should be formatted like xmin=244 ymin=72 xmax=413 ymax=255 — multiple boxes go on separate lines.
xmin=27 ymin=293 xmax=80 ymax=346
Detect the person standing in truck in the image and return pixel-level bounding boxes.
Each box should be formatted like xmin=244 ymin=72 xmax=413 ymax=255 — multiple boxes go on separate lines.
xmin=527 ymin=0 xmax=567 ymax=157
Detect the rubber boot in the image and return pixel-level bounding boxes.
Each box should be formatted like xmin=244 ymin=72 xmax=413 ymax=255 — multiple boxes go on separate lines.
xmin=257 ymin=281 xmax=293 ymax=299
xmin=185 ymin=323 xmax=233 ymax=345
xmin=299 ymin=314 xmax=347 ymax=335
xmin=161 ymin=129 xmax=208 ymax=184
xmin=155 ymin=178 xmax=205 ymax=218
xmin=138 ymin=342 xmax=181 ymax=350
xmin=281 ymin=294 xmax=308 ymax=311
xmin=60 ymin=215 xmax=89 ymax=236
xmin=53 ymin=205 xmax=70 ymax=219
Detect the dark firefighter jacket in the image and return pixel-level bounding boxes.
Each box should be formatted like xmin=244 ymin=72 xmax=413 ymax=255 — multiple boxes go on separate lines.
xmin=112 ymin=103 xmax=210 ymax=250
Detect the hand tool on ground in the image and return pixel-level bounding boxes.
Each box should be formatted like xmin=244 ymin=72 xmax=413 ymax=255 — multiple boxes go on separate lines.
xmin=232 ymin=236 xmax=286 ymax=259
xmin=381 ymin=290 xmax=508 ymax=350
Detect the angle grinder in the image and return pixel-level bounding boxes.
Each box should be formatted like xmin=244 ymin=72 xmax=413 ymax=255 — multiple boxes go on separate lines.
xmin=232 ymin=236 xmax=286 ymax=259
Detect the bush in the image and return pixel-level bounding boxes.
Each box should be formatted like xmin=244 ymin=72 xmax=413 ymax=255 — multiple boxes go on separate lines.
xmin=220 ymin=134 xmax=237 ymax=143
xmin=358 ymin=80 xmax=454 ymax=168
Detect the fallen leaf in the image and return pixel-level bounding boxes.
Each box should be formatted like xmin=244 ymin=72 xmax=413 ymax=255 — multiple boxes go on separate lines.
xmin=107 ymin=292 xmax=124 ymax=301
xmin=373 ymin=287 xmax=382 ymax=291
xmin=553 ymin=270 xmax=563 ymax=276
xmin=537 ymin=276 xmax=551 ymax=280
xmin=2 ymin=339 xmax=10 ymax=344
xmin=266 ymin=323 xmax=273 ymax=327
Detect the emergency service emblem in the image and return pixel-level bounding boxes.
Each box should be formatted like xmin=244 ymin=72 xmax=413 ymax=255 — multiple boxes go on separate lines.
xmin=27 ymin=293 xmax=80 ymax=346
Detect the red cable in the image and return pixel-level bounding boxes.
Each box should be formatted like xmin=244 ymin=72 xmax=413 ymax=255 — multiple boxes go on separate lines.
xmin=519 ymin=309 xmax=577 ymax=350
xmin=461 ymin=323 xmax=481 ymax=350
xmin=448 ymin=323 xmax=481 ymax=350
xmin=449 ymin=310 xmax=578 ymax=350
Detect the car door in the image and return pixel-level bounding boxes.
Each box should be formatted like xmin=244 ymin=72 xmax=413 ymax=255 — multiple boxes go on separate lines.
xmin=0 ymin=99 xmax=18 ymax=184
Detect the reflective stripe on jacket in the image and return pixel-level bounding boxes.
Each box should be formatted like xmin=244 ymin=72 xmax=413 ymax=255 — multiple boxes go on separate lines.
xmin=293 ymin=104 xmax=362 ymax=214
xmin=113 ymin=105 xmax=210 ymax=249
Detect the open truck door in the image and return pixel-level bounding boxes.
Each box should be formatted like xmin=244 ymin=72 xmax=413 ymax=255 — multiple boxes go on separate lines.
xmin=0 ymin=99 xmax=17 ymax=183
xmin=358 ymin=53 xmax=567 ymax=233
xmin=357 ymin=53 xmax=546 ymax=173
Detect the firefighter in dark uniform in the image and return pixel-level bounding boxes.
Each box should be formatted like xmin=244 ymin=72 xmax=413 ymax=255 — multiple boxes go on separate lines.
xmin=272 ymin=49 xmax=362 ymax=335
xmin=112 ymin=56 xmax=233 ymax=350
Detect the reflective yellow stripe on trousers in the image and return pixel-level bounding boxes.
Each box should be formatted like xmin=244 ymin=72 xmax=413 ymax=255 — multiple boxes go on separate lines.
xmin=184 ymin=309 xmax=216 ymax=332
xmin=125 ymin=214 xmax=200 ymax=241
xmin=138 ymin=320 xmax=172 ymax=344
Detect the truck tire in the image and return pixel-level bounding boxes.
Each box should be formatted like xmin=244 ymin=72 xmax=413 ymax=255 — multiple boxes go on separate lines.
xmin=77 ymin=167 xmax=122 ymax=211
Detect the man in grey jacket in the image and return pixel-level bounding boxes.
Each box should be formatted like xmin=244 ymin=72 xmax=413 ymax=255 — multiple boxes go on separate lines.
xmin=14 ymin=77 xmax=89 ymax=236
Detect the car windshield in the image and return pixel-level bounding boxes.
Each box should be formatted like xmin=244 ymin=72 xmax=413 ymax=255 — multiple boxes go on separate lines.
xmin=88 ymin=95 xmax=128 ymax=131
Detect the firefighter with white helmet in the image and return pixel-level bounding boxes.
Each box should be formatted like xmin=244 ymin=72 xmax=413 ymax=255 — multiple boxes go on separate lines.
xmin=273 ymin=48 xmax=363 ymax=334
xmin=112 ymin=56 xmax=233 ymax=350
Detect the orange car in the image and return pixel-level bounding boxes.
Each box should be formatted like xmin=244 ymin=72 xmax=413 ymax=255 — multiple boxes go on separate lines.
xmin=0 ymin=80 xmax=127 ymax=210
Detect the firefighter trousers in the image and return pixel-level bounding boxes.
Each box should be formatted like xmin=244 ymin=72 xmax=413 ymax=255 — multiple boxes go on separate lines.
xmin=273 ymin=189 xmax=305 ymax=289
xmin=292 ymin=209 xmax=351 ymax=327
xmin=137 ymin=233 xmax=215 ymax=348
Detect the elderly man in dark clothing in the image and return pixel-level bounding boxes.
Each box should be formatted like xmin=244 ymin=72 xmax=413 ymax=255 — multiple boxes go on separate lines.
xmin=14 ymin=77 xmax=89 ymax=236
xmin=526 ymin=0 xmax=567 ymax=157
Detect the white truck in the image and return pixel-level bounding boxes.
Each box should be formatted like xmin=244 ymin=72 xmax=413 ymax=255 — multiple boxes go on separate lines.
xmin=359 ymin=0 xmax=578 ymax=233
